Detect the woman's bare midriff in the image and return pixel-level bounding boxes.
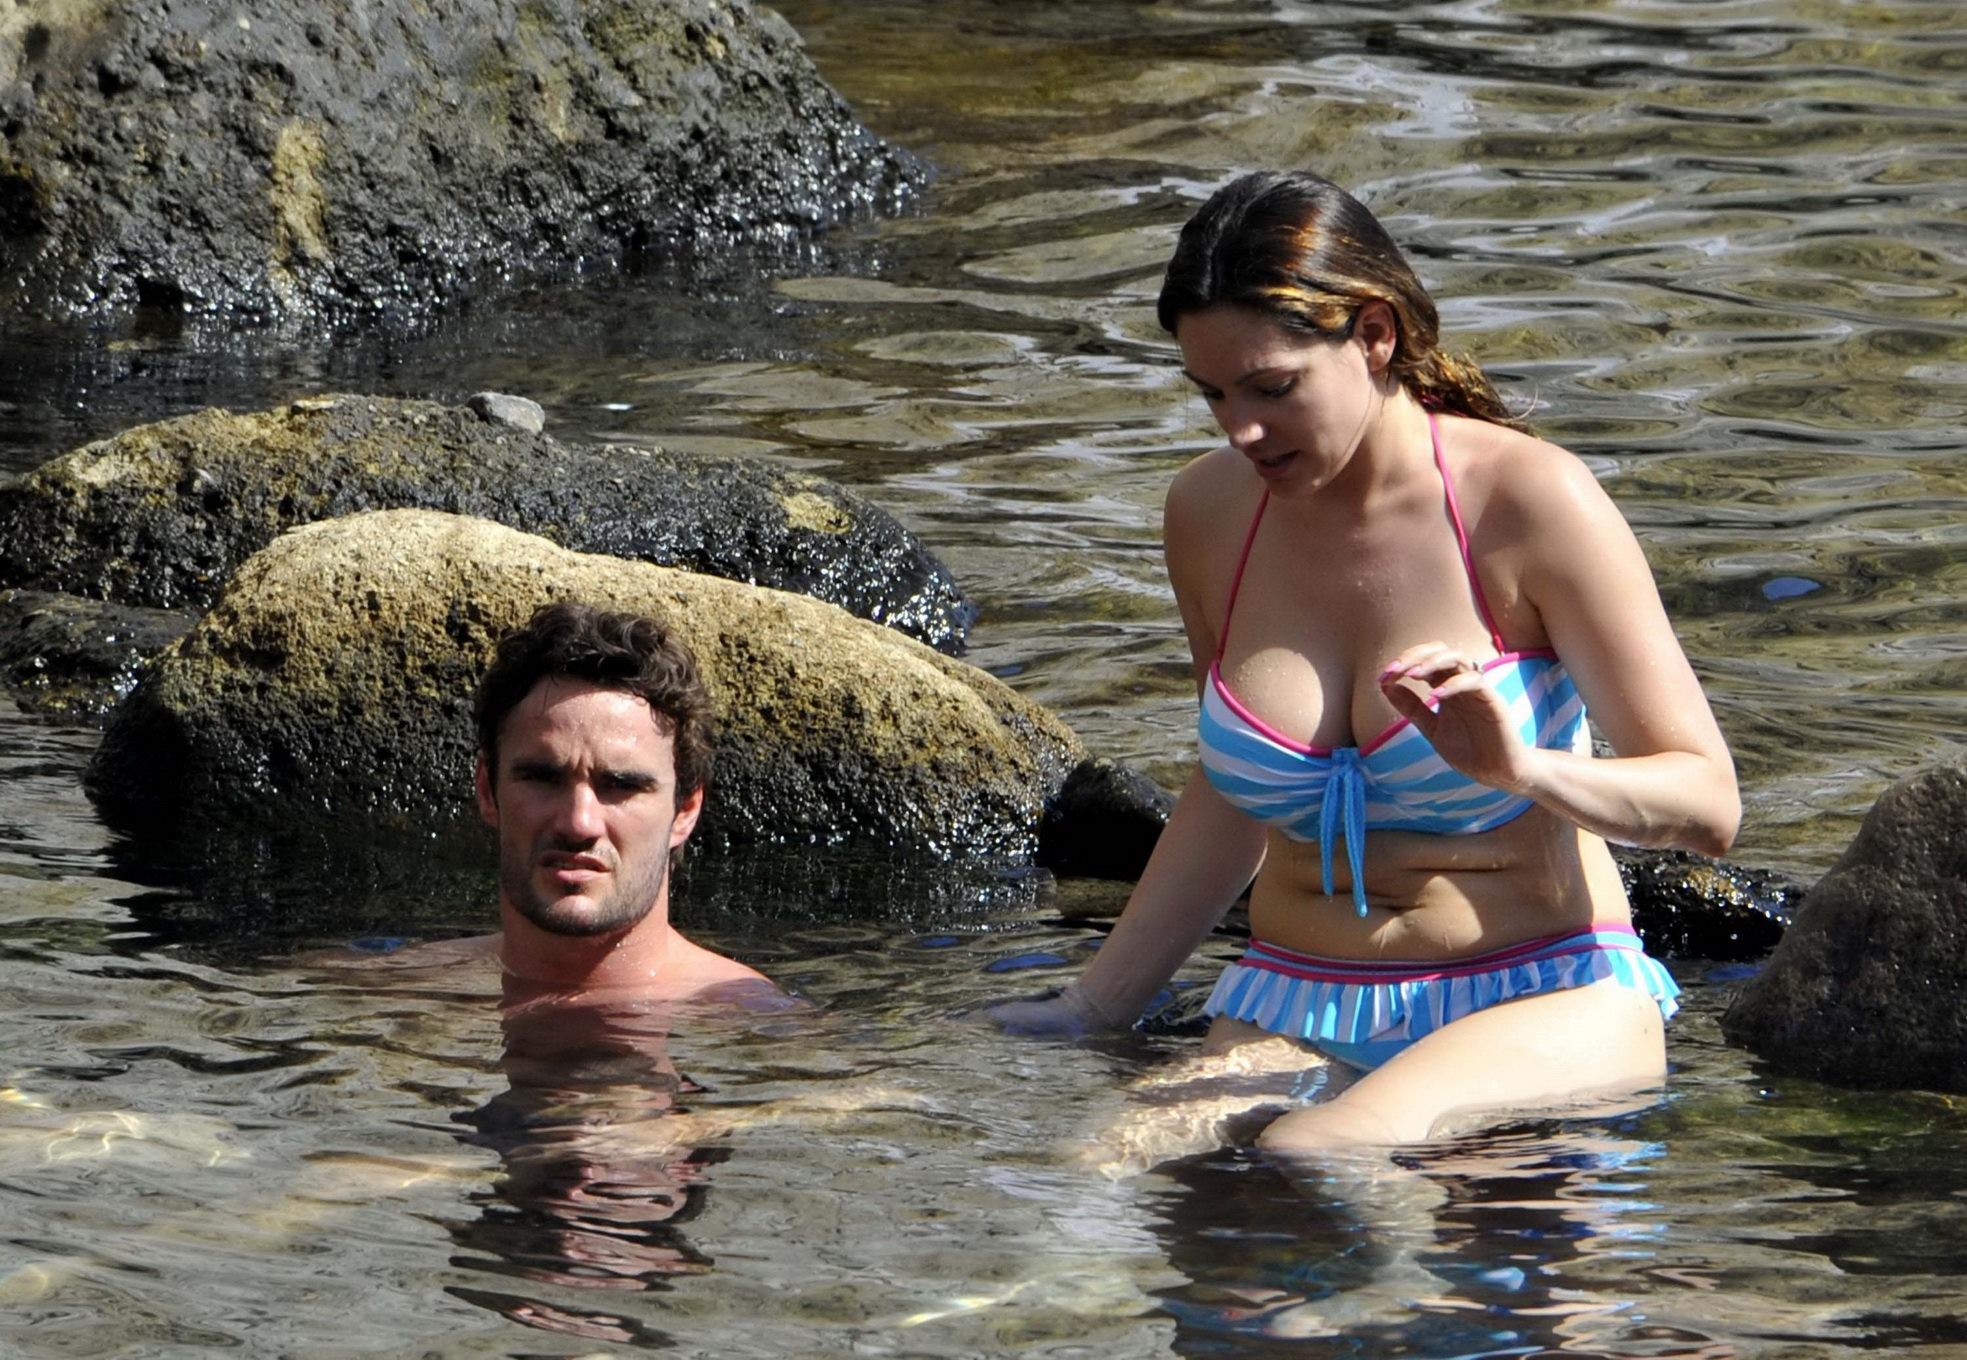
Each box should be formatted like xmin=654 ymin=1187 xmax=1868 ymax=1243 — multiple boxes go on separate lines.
xmin=1247 ymin=804 xmax=1632 ymax=962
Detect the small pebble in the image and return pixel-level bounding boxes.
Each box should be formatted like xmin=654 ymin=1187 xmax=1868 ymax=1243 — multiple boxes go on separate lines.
xmin=468 ymin=392 xmax=545 ymax=434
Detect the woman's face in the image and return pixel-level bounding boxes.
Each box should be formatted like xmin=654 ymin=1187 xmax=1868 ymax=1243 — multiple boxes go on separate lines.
xmin=1175 ymin=303 xmax=1380 ymax=495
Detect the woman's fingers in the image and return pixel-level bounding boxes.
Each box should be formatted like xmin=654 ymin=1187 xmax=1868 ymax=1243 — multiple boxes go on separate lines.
xmin=1379 ymin=642 xmax=1477 ymax=683
xmin=1423 ymin=671 xmax=1492 ymax=706
xmin=1382 ymin=668 xmax=1493 ymax=726
xmin=1378 ymin=640 xmax=1454 ymax=680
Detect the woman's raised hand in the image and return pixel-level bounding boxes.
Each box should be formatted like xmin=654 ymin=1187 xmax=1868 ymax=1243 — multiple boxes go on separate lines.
xmin=1377 ymin=642 xmax=1531 ymax=791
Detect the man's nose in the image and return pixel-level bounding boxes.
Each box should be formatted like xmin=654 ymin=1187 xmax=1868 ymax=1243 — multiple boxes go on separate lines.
xmin=554 ymin=781 xmax=606 ymax=841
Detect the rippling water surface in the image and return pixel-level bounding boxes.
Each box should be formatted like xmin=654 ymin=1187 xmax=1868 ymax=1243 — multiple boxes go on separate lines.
xmin=3 ymin=0 xmax=1964 ymax=1354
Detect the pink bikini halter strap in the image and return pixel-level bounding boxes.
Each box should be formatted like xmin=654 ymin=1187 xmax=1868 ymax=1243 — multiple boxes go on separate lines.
xmin=1429 ymin=412 xmax=1509 ymax=655
xmin=1213 ymin=412 xmax=1507 ymax=663
xmin=1213 ymin=489 xmax=1270 ymax=664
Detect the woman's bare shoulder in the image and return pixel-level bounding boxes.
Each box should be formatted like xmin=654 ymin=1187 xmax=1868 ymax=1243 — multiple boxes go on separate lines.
xmin=1165 ymin=446 xmax=1258 ymax=542
xmin=1447 ymin=417 xmax=1615 ymax=533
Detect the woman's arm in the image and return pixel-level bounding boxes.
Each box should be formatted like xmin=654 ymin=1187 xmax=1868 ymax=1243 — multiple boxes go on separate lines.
xmin=1057 ymin=765 xmax=1269 ymax=1027
xmin=1380 ymin=440 xmax=1740 ymax=856
xmin=991 ymin=451 xmax=1270 ymax=1034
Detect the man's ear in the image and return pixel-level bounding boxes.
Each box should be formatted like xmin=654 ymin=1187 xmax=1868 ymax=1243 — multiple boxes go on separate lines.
xmin=1354 ymin=299 xmax=1399 ymax=375
xmin=475 ymin=755 xmax=498 ymax=827
xmin=670 ymin=784 xmax=704 ymax=849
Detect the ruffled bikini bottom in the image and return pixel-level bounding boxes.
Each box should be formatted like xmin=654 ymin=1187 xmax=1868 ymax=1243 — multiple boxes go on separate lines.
xmin=1202 ymin=925 xmax=1679 ymax=1071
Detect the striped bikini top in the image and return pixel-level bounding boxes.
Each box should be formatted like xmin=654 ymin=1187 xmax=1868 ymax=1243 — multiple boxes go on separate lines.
xmin=1197 ymin=415 xmax=1589 ymax=916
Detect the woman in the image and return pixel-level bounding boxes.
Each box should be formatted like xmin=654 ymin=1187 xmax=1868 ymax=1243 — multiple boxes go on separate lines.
xmin=996 ymin=171 xmax=1739 ymax=1155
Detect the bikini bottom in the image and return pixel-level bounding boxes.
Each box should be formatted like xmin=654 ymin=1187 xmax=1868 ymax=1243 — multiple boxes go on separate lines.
xmin=1201 ymin=925 xmax=1679 ymax=1072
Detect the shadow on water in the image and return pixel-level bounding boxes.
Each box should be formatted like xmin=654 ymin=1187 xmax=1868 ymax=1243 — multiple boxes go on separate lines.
xmin=94 ymin=820 xmax=1054 ymax=967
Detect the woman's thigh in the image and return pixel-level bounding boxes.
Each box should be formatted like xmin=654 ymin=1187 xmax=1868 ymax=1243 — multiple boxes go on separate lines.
xmin=1257 ymin=978 xmax=1666 ymax=1153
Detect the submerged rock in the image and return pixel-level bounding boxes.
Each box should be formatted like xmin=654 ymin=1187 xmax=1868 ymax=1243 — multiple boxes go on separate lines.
xmin=0 ymin=0 xmax=920 ymax=320
xmin=88 ymin=510 xmax=1156 ymax=868
xmin=0 ymin=396 xmax=972 ymax=651
xmin=0 ymin=588 xmax=196 ymax=718
xmin=1722 ymin=763 xmax=1967 ymax=1092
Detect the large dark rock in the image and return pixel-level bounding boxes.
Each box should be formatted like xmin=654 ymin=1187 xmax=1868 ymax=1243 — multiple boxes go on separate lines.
xmin=1723 ymin=763 xmax=1967 ymax=1091
xmin=0 ymin=396 xmax=972 ymax=651
xmin=0 ymin=587 xmax=195 ymax=717
xmin=1037 ymin=756 xmax=1174 ymax=882
xmin=0 ymin=0 xmax=920 ymax=320
xmin=87 ymin=509 xmax=1155 ymax=870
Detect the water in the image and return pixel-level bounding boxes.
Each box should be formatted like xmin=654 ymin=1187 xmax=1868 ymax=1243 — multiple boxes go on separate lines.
xmin=3 ymin=0 xmax=1966 ymax=1353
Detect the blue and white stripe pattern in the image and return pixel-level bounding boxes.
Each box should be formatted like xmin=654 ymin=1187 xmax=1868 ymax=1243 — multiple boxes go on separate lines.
xmin=1198 ymin=651 xmax=1590 ymax=915
xmin=1203 ymin=927 xmax=1679 ymax=1070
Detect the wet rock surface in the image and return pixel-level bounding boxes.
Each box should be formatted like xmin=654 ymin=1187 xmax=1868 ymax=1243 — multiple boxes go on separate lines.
xmin=0 ymin=0 xmax=921 ymax=320
xmin=0 ymin=396 xmax=972 ymax=651
xmin=87 ymin=510 xmax=1147 ymax=866
xmin=1614 ymin=847 xmax=1798 ymax=962
xmin=1723 ymin=763 xmax=1967 ymax=1092
xmin=1037 ymin=756 xmax=1175 ymax=882
xmin=0 ymin=588 xmax=196 ymax=718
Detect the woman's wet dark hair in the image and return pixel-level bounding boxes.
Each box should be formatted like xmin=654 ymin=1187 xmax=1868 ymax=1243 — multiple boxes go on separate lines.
xmin=475 ymin=601 xmax=714 ymax=800
xmin=1157 ymin=170 xmax=1527 ymax=430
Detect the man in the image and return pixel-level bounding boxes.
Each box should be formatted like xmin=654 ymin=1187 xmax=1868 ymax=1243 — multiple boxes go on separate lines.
xmin=472 ymin=600 xmax=773 ymax=1001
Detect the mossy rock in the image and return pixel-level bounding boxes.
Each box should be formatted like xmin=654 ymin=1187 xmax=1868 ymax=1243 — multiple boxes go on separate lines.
xmin=88 ymin=509 xmax=1084 ymax=859
xmin=0 ymin=395 xmax=972 ymax=652
xmin=1723 ymin=763 xmax=1967 ymax=1092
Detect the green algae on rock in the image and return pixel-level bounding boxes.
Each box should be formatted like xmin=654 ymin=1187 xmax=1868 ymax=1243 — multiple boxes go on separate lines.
xmin=0 ymin=395 xmax=973 ymax=652
xmin=86 ymin=510 xmax=1103 ymax=860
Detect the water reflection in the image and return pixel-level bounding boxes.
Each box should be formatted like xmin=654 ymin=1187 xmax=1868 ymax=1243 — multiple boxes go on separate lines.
xmin=1144 ymin=1124 xmax=1714 ymax=1358
xmin=445 ymin=996 xmax=742 ymax=1347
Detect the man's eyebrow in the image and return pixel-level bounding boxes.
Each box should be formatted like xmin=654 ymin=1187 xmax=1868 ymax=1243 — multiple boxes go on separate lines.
xmin=600 ymin=768 xmax=662 ymax=791
xmin=508 ymin=756 xmax=566 ymax=778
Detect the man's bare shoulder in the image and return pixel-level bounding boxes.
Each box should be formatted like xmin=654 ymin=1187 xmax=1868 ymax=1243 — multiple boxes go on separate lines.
xmin=665 ymin=933 xmax=799 ymax=1010
xmin=300 ymin=929 xmax=795 ymax=1010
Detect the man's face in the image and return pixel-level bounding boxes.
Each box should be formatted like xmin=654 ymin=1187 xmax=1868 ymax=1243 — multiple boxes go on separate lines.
xmin=476 ymin=679 xmax=703 ymax=938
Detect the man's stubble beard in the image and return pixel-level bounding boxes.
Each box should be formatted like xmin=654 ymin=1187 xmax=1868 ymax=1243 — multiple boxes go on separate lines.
xmin=501 ymin=837 xmax=670 ymax=938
